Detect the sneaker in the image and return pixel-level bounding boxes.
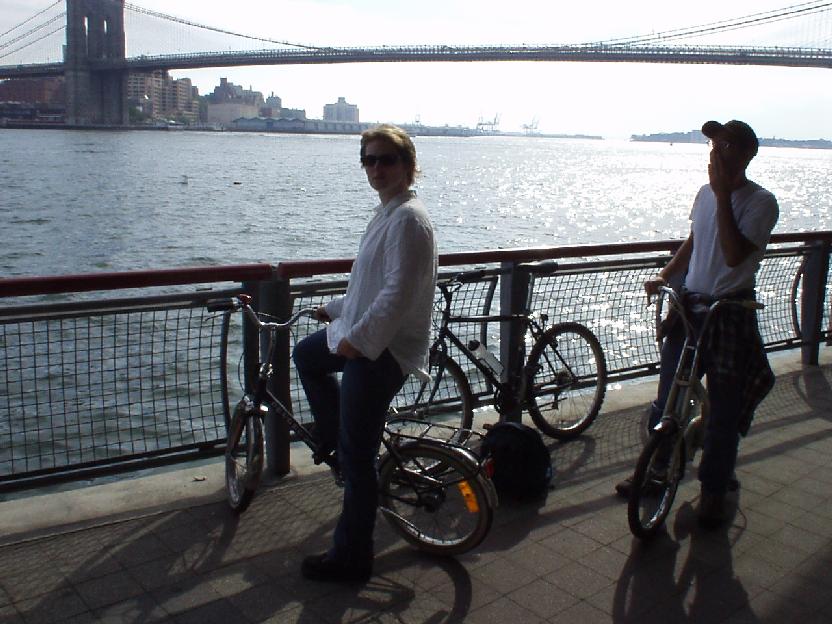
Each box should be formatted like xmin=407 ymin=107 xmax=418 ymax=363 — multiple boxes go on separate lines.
xmin=301 ymin=553 xmax=372 ymax=583
xmin=697 ymin=490 xmax=727 ymax=529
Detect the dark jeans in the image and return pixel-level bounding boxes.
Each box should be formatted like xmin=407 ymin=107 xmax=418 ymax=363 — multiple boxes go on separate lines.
xmin=648 ymin=306 xmax=743 ymax=497
xmin=292 ymin=329 xmax=406 ymax=567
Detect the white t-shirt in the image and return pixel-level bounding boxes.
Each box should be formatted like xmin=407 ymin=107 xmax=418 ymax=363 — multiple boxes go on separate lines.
xmin=684 ymin=181 xmax=779 ymax=297
xmin=325 ymin=190 xmax=438 ymax=377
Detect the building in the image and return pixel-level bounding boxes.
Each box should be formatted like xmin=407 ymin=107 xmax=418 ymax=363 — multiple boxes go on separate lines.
xmin=126 ymin=70 xmax=200 ymax=123
xmin=0 ymin=77 xmax=66 ymax=123
xmin=205 ymin=78 xmax=264 ymax=127
xmin=0 ymin=77 xmax=64 ymax=106
xmin=323 ymin=97 xmax=359 ymax=123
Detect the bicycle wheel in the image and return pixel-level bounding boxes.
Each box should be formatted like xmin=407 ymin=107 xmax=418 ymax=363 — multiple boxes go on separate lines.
xmin=627 ymin=430 xmax=684 ymax=539
xmin=225 ymin=398 xmax=265 ymax=513
xmin=388 ymin=356 xmax=474 ymax=431
xmin=378 ymin=441 xmax=493 ymax=556
xmin=526 ymin=322 xmax=607 ymax=439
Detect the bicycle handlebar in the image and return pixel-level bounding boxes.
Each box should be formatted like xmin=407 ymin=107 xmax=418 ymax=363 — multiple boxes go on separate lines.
xmin=443 ymin=260 xmax=559 ymax=289
xmin=206 ymin=295 xmax=318 ymax=330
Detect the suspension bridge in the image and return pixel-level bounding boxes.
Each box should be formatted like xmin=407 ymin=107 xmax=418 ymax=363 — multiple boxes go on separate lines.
xmin=1 ymin=0 xmax=831 ymax=126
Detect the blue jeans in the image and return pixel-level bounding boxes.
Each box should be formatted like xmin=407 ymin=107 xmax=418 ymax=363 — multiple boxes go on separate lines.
xmin=648 ymin=308 xmax=742 ymax=497
xmin=292 ymin=329 xmax=406 ymax=567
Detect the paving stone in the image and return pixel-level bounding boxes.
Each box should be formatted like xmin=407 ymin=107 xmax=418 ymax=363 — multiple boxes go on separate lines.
xmin=544 ymin=560 xmax=615 ymax=601
xmin=506 ymin=578 xmax=578 ymax=620
xmin=13 ymin=586 xmax=89 ymax=624
xmin=95 ymin=594 xmax=169 ymax=623
xmin=75 ymin=569 xmax=147 ymax=610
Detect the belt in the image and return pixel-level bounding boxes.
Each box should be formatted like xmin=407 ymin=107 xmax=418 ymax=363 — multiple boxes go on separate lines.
xmin=682 ymin=289 xmax=755 ymax=306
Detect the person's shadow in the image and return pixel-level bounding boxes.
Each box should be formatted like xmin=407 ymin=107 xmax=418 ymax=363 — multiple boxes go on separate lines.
xmin=673 ymin=500 xmax=759 ymax=622
xmin=612 ymin=497 xmax=759 ymax=622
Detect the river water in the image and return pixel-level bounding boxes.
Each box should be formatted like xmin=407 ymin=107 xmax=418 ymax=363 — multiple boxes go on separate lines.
xmin=1 ymin=129 xmax=831 ymax=278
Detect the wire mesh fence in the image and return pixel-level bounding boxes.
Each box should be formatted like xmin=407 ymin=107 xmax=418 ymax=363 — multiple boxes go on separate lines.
xmin=0 ymin=293 xmax=233 ymax=484
xmin=0 ymin=241 xmax=826 ymax=485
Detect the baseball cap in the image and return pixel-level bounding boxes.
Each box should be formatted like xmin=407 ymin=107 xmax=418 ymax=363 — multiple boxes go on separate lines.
xmin=701 ymin=120 xmax=759 ymax=157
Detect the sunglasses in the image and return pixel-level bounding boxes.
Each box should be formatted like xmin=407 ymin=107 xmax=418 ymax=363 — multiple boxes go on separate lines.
xmin=360 ymin=154 xmax=400 ymax=167
xmin=709 ymin=139 xmax=733 ymax=151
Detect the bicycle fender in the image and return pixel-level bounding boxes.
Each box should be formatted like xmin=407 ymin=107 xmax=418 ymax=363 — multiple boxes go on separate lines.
xmin=426 ymin=441 xmax=500 ymax=510
xmin=392 ymin=440 xmax=499 ymax=510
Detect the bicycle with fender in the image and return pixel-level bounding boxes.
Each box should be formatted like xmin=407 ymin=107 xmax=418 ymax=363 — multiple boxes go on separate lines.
xmin=207 ymin=294 xmax=497 ymax=556
xmin=627 ymin=285 xmax=764 ymax=539
xmin=389 ymin=263 xmax=608 ymax=440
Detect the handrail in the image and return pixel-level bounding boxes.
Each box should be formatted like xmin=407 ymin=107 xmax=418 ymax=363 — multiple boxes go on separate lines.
xmin=0 ymin=263 xmax=274 ymax=297
xmin=273 ymin=232 xmax=832 ymax=280
xmin=2 ymin=233 xmax=829 ymax=295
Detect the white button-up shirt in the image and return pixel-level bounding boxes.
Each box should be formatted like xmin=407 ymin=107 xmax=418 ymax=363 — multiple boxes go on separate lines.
xmin=324 ymin=190 xmax=437 ymax=377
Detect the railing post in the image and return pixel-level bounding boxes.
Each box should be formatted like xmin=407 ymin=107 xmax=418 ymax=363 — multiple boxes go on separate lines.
xmin=800 ymin=240 xmax=830 ymax=365
xmin=499 ymin=261 xmax=531 ymax=422
xmin=259 ymin=276 xmax=294 ymax=477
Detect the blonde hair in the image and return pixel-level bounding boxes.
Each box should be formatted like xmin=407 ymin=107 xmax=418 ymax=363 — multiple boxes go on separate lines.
xmin=360 ymin=124 xmax=419 ymax=187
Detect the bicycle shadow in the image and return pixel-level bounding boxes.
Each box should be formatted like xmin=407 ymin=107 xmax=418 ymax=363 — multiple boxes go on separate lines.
xmin=6 ymin=501 xmax=245 ymax=623
xmin=7 ymin=483 xmax=477 ymax=624
xmin=293 ymin=551 xmax=474 ymax=623
xmin=612 ymin=498 xmax=758 ymax=623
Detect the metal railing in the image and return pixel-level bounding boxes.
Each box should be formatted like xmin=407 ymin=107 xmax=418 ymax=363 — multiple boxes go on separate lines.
xmin=0 ymin=234 xmax=829 ymax=489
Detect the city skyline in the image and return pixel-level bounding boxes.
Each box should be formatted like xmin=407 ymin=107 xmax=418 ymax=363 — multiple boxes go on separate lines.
xmin=2 ymin=0 xmax=831 ymax=139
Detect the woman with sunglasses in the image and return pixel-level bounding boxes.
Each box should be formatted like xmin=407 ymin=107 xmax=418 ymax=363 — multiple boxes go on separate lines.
xmin=293 ymin=124 xmax=437 ymax=583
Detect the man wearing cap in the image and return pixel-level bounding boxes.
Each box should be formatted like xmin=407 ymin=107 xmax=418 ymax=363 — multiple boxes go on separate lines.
xmin=616 ymin=119 xmax=778 ymax=528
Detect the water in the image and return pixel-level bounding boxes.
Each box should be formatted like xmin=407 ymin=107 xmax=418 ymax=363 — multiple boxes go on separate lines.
xmin=2 ymin=129 xmax=831 ymax=278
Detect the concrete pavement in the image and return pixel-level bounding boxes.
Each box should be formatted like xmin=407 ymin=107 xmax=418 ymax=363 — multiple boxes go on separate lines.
xmin=1 ymin=350 xmax=831 ymax=623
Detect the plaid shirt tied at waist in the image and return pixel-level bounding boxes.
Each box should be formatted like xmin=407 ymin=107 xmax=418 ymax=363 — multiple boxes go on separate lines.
xmin=685 ymin=290 xmax=775 ymax=436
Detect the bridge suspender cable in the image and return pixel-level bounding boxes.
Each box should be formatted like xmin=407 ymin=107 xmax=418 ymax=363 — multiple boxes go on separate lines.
xmin=0 ymin=0 xmax=62 ymax=39
xmin=593 ymin=0 xmax=832 ymax=47
xmin=122 ymin=2 xmax=323 ymax=51
xmin=0 ymin=14 xmax=65 ymax=52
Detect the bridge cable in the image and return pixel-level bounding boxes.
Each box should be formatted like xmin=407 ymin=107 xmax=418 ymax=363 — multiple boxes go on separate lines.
xmin=0 ymin=14 xmax=65 ymax=54
xmin=122 ymin=2 xmax=323 ymax=51
xmin=597 ymin=1 xmax=829 ymax=45
xmin=0 ymin=0 xmax=62 ymax=39
xmin=593 ymin=0 xmax=832 ymax=47
xmin=0 ymin=25 xmax=65 ymax=62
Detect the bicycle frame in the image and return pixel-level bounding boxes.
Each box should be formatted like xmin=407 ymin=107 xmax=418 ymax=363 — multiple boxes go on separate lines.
xmin=430 ymin=277 xmax=548 ymax=413
xmin=223 ymin=295 xmax=492 ymax=506
xmin=653 ymin=286 xmax=762 ymax=460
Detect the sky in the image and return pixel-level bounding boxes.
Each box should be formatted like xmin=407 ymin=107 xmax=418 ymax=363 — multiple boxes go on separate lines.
xmin=2 ymin=0 xmax=831 ymax=139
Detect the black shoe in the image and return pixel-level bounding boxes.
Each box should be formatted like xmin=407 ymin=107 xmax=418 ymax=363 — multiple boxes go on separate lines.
xmin=615 ymin=478 xmax=632 ymax=498
xmin=697 ymin=490 xmax=727 ymax=529
xmin=301 ymin=553 xmax=372 ymax=583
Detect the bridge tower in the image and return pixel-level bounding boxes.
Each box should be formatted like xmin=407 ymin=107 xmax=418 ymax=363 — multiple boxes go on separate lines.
xmin=65 ymin=0 xmax=128 ymax=126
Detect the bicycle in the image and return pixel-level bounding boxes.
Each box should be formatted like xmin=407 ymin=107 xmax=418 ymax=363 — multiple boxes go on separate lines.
xmin=627 ymin=286 xmax=763 ymax=539
xmin=390 ymin=263 xmax=608 ymax=440
xmin=207 ymin=294 xmax=497 ymax=556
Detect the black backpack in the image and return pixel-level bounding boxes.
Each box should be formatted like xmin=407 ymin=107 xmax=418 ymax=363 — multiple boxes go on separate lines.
xmin=481 ymin=422 xmax=553 ymax=502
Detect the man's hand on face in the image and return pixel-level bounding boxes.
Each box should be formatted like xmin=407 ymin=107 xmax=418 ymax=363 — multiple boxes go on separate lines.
xmin=708 ymin=149 xmax=729 ymax=196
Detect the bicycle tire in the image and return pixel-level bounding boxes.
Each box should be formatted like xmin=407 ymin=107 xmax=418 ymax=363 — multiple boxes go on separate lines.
xmin=627 ymin=430 xmax=684 ymax=539
xmin=225 ymin=398 xmax=265 ymax=513
xmin=526 ymin=322 xmax=607 ymax=439
xmin=388 ymin=356 xmax=474 ymax=431
xmin=378 ymin=441 xmax=493 ymax=556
